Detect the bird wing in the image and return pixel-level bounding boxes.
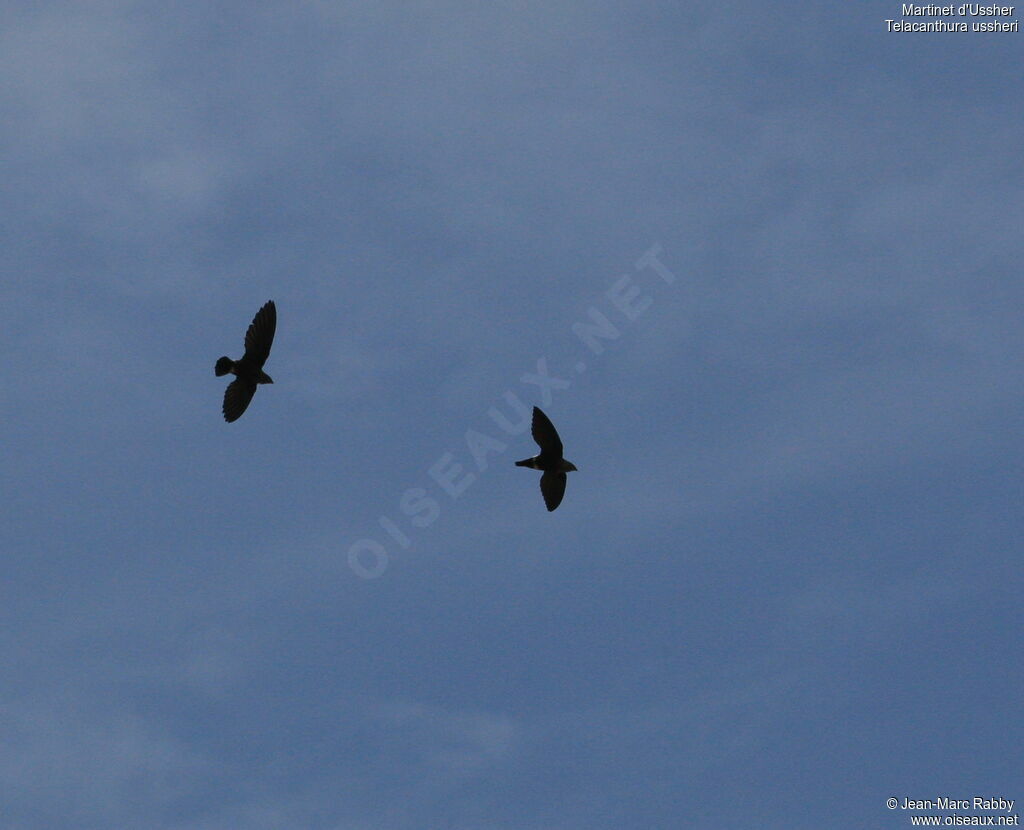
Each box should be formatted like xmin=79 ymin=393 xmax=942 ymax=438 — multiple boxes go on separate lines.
xmin=242 ymin=300 xmax=276 ymax=367
xmin=223 ymin=379 xmax=257 ymax=422
xmin=539 ymin=471 xmax=567 ymax=512
xmin=531 ymin=406 xmax=563 ymax=457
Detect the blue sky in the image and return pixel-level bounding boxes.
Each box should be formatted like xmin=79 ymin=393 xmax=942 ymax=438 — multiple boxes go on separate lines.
xmin=1 ymin=2 xmax=1022 ymax=828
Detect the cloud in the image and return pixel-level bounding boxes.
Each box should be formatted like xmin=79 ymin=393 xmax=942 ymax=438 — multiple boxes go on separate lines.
xmin=0 ymin=693 xmax=213 ymax=827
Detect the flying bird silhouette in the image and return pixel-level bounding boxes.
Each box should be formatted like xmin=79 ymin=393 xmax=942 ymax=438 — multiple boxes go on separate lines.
xmin=515 ymin=406 xmax=577 ymax=511
xmin=214 ymin=300 xmax=276 ymax=422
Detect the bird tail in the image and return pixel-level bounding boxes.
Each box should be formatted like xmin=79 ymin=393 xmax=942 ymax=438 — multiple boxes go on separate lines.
xmin=215 ymin=357 xmax=233 ymax=376
xmin=515 ymin=458 xmax=536 ymax=468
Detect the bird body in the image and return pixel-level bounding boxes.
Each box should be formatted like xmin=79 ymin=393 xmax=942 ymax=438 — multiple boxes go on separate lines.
xmin=215 ymin=300 xmax=276 ymax=422
xmin=515 ymin=406 xmax=577 ymax=511
xmin=514 ymin=457 xmax=578 ymax=473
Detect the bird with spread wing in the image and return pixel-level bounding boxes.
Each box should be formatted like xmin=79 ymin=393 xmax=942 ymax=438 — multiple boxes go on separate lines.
xmin=214 ymin=300 xmax=276 ymax=423
xmin=515 ymin=406 xmax=578 ymax=511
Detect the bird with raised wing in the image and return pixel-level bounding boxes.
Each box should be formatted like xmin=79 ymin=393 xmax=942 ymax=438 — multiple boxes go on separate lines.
xmin=515 ymin=406 xmax=577 ymax=511
xmin=214 ymin=300 xmax=276 ymax=422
